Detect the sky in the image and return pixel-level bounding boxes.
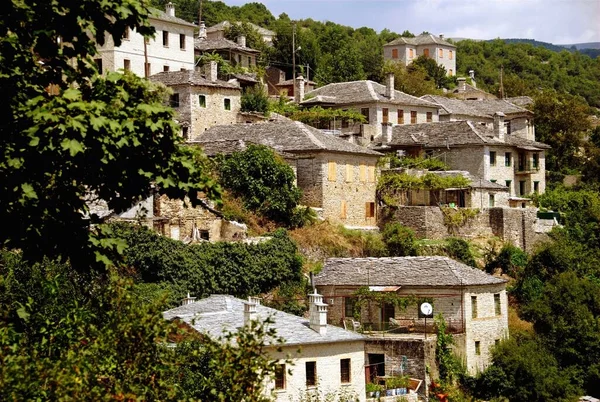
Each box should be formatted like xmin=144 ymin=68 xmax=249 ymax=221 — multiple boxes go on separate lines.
xmin=225 ymin=0 xmax=600 ymax=45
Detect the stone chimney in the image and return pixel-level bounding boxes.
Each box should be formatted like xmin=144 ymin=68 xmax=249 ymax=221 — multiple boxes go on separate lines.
xmin=439 ymin=34 xmax=444 ymax=40
xmin=294 ymin=75 xmax=305 ymax=103
xmin=386 ymin=73 xmax=395 ymax=100
xmin=166 ymin=2 xmax=175 ymax=17
xmin=243 ymin=298 xmax=257 ymax=326
xmin=237 ymin=35 xmax=246 ymax=48
xmin=249 ymin=296 xmax=261 ymax=306
xmin=308 ymin=292 xmax=328 ymax=335
xmin=469 ymin=70 xmax=476 ymax=88
xmin=204 ymin=60 xmax=218 ymax=82
xmin=494 ymin=112 xmax=506 ymax=141
xmin=181 ymin=292 xmax=196 ymax=306
xmin=198 ymin=21 xmax=207 ymax=39
xmin=457 ymin=77 xmax=467 ymax=92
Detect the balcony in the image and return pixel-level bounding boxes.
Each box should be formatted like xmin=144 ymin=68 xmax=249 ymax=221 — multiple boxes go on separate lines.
xmin=515 ymin=161 xmax=540 ymax=174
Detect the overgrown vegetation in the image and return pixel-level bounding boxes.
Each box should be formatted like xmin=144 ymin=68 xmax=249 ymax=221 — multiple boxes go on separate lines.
xmin=440 ymin=207 xmax=480 ymax=234
xmin=241 ymin=85 xmax=269 ymax=114
xmin=383 ymin=154 xmax=450 ymax=171
xmin=378 ymin=172 xmax=471 ymax=207
xmin=381 ymin=223 xmax=418 ymax=257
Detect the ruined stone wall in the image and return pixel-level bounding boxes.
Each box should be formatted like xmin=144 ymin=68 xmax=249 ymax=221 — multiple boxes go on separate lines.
xmin=295 ymin=154 xmax=323 ymax=208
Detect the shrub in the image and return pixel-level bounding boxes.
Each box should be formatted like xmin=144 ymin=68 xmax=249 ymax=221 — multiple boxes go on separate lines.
xmin=241 ymin=85 xmax=269 ymax=114
xmin=445 ymin=238 xmax=477 ymax=267
xmin=382 ymin=223 xmax=418 ymax=256
xmin=485 ymin=244 xmax=528 ymax=276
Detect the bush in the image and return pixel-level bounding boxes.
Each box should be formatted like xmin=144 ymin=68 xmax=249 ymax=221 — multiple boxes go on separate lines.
xmin=445 ymin=238 xmax=477 ymax=267
xmin=241 ymin=85 xmax=269 ymax=114
xmin=382 ymin=223 xmax=418 ymax=256
xmin=485 ymin=244 xmax=528 ymax=276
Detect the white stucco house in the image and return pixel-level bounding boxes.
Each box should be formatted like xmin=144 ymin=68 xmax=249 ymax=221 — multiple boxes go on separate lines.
xmin=95 ymin=3 xmax=195 ymax=77
xmin=163 ymin=293 xmax=367 ymax=402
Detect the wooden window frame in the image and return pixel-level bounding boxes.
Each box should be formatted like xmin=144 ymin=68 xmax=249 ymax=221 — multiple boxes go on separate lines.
xmin=382 ymin=108 xmax=389 ymax=124
xmin=306 ymin=361 xmax=317 ymax=387
xmin=449 ymin=50 xmax=453 ymax=60
xmin=397 ymin=109 xmax=404 ymax=124
xmin=505 ymin=152 xmax=512 ymax=167
xmin=162 ymin=30 xmax=169 ymax=47
xmin=359 ymin=164 xmax=366 ymax=182
xmin=438 ymin=48 xmax=443 ymax=58
xmin=328 ymin=161 xmax=337 ymax=182
xmin=340 ymin=358 xmax=351 ymax=384
xmin=410 ymin=111 xmax=417 ymax=124
xmin=345 ymin=164 xmax=353 ymax=182
xmin=365 ymin=202 xmax=375 ymax=218
xmin=368 ymin=165 xmax=375 ymax=183
xmin=391 ymin=48 xmax=399 ymax=59
xmin=340 ymin=200 xmax=347 ymax=220
xmin=475 ymin=341 xmax=481 ymax=355
xmin=426 ymin=112 xmax=432 ymax=122
xmin=169 ymin=93 xmax=180 ymax=108
xmin=275 ymin=364 xmax=286 ymax=390
xmin=471 ymin=295 xmax=478 ymax=319
xmin=123 ymin=59 xmax=131 ymax=71
xmin=179 ymin=33 xmax=186 ymax=50
xmin=224 ymin=98 xmax=231 ymax=110
xmin=494 ymin=293 xmax=501 ymax=316
xmin=490 ymin=151 xmax=496 ymax=166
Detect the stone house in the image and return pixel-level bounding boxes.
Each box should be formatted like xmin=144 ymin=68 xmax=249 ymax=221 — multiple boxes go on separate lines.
xmin=383 ymin=33 xmax=457 ymax=76
xmin=452 ymin=75 xmax=499 ymax=100
xmin=314 ymin=256 xmax=509 ymax=378
xmin=150 ymin=66 xmax=241 ymax=140
xmin=300 ymin=75 xmax=441 ymax=144
xmin=95 ymin=3 xmax=195 ymax=77
xmin=266 ymin=67 xmax=317 ymax=97
xmin=382 ymin=117 xmax=550 ymax=202
xmin=192 ymin=116 xmax=383 ymax=228
xmin=196 ymin=23 xmax=261 ymax=69
xmin=163 ymin=294 xmax=366 ymax=402
xmin=205 ymin=20 xmax=276 ymax=45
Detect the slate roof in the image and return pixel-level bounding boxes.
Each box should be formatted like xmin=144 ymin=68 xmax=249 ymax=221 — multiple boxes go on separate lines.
xmin=452 ymin=83 xmax=498 ymax=100
xmin=386 ymin=120 xmax=550 ymax=150
xmin=420 ymin=95 xmax=531 ymax=118
xmin=276 ymin=78 xmax=317 ymax=86
xmin=505 ymin=96 xmax=534 ymax=107
xmin=206 ymin=21 xmax=275 ymax=37
xmin=149 ymin=70 xmax=240 ymax=89
xmin=301 ymin=80 xmax=439 ymax=108
xmin=314 ymin=257 xmax=507 ymax=287
xmin=163 ymin=295 xmax=364 ymax=346
xmin=149 ymin=8 xmax=196 ymax=27
xmin=384 ymin=33 xmax=456 ymax=48
xmin=194 ymin=37 xmax=261 ymax=53
xmin=197 ymin=139 xmax=297 ymax=159
xmin=191 ymin=115 xmax=383 ymax=156
xmin=428 ymin=170 xmax=509 ymax=191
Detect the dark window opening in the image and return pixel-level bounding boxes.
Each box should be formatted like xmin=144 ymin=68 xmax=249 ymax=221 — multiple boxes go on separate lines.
xmin=275 ymin=364 xmax=286 ymax=390
xmin=305 ymin=361 xmax=316 ymax=387
xmin=199 ymin=95 xmax=206 ymax=107
xmin=162 ymin=30 xmax=169 ymax=47
xmin=224 ymin=98 xmax=231 ymax=110
xmin=340 ymin=358 xmax=351 ymax=383
xmin=169 ymin=93 xmax=180 ymax=108
xmin=179 ymin=33 xmax=185 ymax=50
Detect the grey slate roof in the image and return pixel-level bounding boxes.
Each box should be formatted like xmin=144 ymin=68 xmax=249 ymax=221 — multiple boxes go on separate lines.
xmin=301 ymin=80 xmax=439 ymax=108
xmin=197 ymin=139 xmax=297 ymax=159
xmin=206 ymin=21 xmax=275 ymax=37
xmin=420 ymin=95 xmax=531 ymax=118
xmin=149 ymin=8 xmax=196 ymax=27
xmin=505 ymin=96 xmax=534 ymax=107
xmin=149 ymin=70 xmax=240 ymax=89
xmin=384 ymin=33 xmax=456 ymax=48
xmin=191 ymin=116 xmax=383 ymax=156
xmin=386 ymin=120 xmax=550 ymax=150
xmin=163 ymin=295 xmax=364 ymax=346
xmin=194 ymin=37 xmax=261 ymax=53
xmin=314 ymin=257 xmax=507 ymax=287
xmin=428 ymin=170 xmax=509 ymax=191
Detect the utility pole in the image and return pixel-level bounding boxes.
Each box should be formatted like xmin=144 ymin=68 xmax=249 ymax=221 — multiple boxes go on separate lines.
xmin=292 ymin=23 xmax=296 ymax=81
xmin=306 ymin=64 xmax=310 ymax=82
xmin=499 ymin=65 xmax=505 ymax=99
xmin=198 ymin=0 xmax=203 ymax=31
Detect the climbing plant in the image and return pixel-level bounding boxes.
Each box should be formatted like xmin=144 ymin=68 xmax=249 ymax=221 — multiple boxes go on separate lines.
xmin=378 ymin=173 xmax=471 ymax=207
xmin=440 ymin=207 xmax=480 ymax=234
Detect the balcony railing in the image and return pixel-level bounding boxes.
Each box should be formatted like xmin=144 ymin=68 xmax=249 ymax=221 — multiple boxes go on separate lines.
xmin=515 ymin=161 xmax=540 ymax=174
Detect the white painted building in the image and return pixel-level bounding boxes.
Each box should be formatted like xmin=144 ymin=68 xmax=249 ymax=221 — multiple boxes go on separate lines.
xmin=95 ymin=3 xmax=195 ymax=77
xmin=163 ymin=294 xmax=367 ymax=402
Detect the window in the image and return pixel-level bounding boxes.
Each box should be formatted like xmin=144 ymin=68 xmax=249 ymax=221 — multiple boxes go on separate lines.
xmin=124 ymin=59 xmax=131 ymax=71
xmin=306 ymin=362 xmax=317 ymax=387
xmin=94 ymin=58 xmax=103 ymax=74
xmin=179 ymin=33 xmax=185 ymax=50
xmin=169 ymin=93 xmax=180 ymax=108
xmin=340 ymin=359 xmax=351 ymax=383
xmin=449 ymin=50 xmax=453 ymax=60
xmin=505 ymin=180 xmax=512 ymax=195
xmin=382 ymin=108 xmax=389 ymax=124
xmin=237 ymin=54 xmax=242 ymax=64
xmin=198 ymin=95 xmax=206 ymax=108
xmin=360 ymin=108 xmax=370 ymax=123
xmin=391 ymin=48 xmax=399 ymax=59
xmin=123 ymin=28 xmax=130 ymax=40
xmin=163 ymin=65 xmax=170 ymax=72
xmin=162 ymin=30 xmax=169 ymax=47
xmin=275 ymin=364 xmax=286 ymax=390
xmin=328 ymin=161 xmax=337 ymax=181
xmin=489 ymin=194 xmax=495 ymax=207
xmin=248 ymin=56 xmax=252 ymax=66
xmin=409 ymin=48 xmax=414 ymax=58
xmin=423 ymin=48 xmax=430 ymax=58
xmin=438 ymin=48 xmax=443 ymax=58
xmin=144 ymin=62 xmax=151 ymax=76
xmin=490 ymin=151 xmax=496 ymax=166
xmin=340 ymin=200 xmax=347 ymax=219
xmin=533 ymin=181 xmax=539 ymax=193
xmin=505 ymin=152 xmax=512 ymax=167
xmin=426 ymin=112 xmax=433 ymax=122
xmin=367 ymin=166 xmax=375 ymax=183
xmin=505 ymin=121 xmax=511 ymax=135
xmin=200 ymin=230 xmax=209 ymax=241
xmin=519 ymin=180 xmax=526 ymax=196
xmin=182 ymin=126 xmax=189 ymax=140
xmin=533 ymin=153 xmax=539 ymax=169
xmin=475 ymin=341 xmax=481 ymax=355
xmin=365 ymin=202 xmax=375 ymax=218
xmin=397 ymin=109 xmax=404 ymax=124
xmin=345 ymin=164 xmax=353 ymax=182
xmin=359 ymin=164 xmax=366 ymax=182
xmin=471 ymin=296 xmax=478 ymax=318
xmin=224 ymin=98 xmax=231 ymax=110
xmin=410 ymin=111 xmax=417 ymax=124
xmin=344 ymin=297 xmax=356 ymax=318
xmin=494 ymin=293 xmax=501 ymax=316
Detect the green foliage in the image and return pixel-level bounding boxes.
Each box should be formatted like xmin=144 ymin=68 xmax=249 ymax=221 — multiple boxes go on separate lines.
xmin=485 ymin=243 xmax=528 ymax=276
xmin=412 ymin=55 xmax=449 ymax=89
xmin=1 ymin=0 xmax=219 ymax=269
xmin=382 ymin=223 xmax=418 ymax=257
xmin=241 ymin=85 xmax=269 ymax=114
xmin=352 ymin=286 xmax=417 ymax=321
xmin=224 ymin=21 xmax=272 ymax=64
xmin=385 ymin=154 xmax=450 ymax=171
xmin=440 ymin=207 xmax=479 ymax=235
xmin=435 ymin=314 xmax=462 ymax=384
xmin=197 ymin=52 xmax=246 ymax=77
xmin=113 ymin=223 xmax=304 ymax=305
xmin=218 ymin=144 xmax=302 ymax=225
xmin=445 ymin=238 xmax=477 ymax=267
xmin=288 ymin=106 xmax=367 ymax=128
xmin=383 ymin=60 xmax=441 ymax=97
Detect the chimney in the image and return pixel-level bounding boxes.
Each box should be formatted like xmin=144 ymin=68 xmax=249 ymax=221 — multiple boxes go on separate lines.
xmin=249 ymin=296 xmax=261 ymax=306
xmin=469 ymin=70 xmax=476 ymax=88
xmin=494 ymin=112 xmax=506 ymax=141
xmin=243 ymin=298 xmax=257 ymax=326
xmin=439 ymin=34 xmax=444 ymax=40
xmin=386 ymin=73 xmax=395 ymax=100
xmin=308 ymin=292 xmax=328 ymax=335
xmin=181 ymin=292 xmax=196 ymax=306
xmin=457 ymin=77 xmax=466 ymax=92
xmin=166 ymin=2 xmax=175 ymax=17
xmin=204 ymin=60 xmax=218 ymax=82
xmin=294 ymin=75 xmax=305 ymax=103
xmin=237 ymin=35 xmax=246 ymax=48
xmin=198 ymin=21 xmax=207 ymax=39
